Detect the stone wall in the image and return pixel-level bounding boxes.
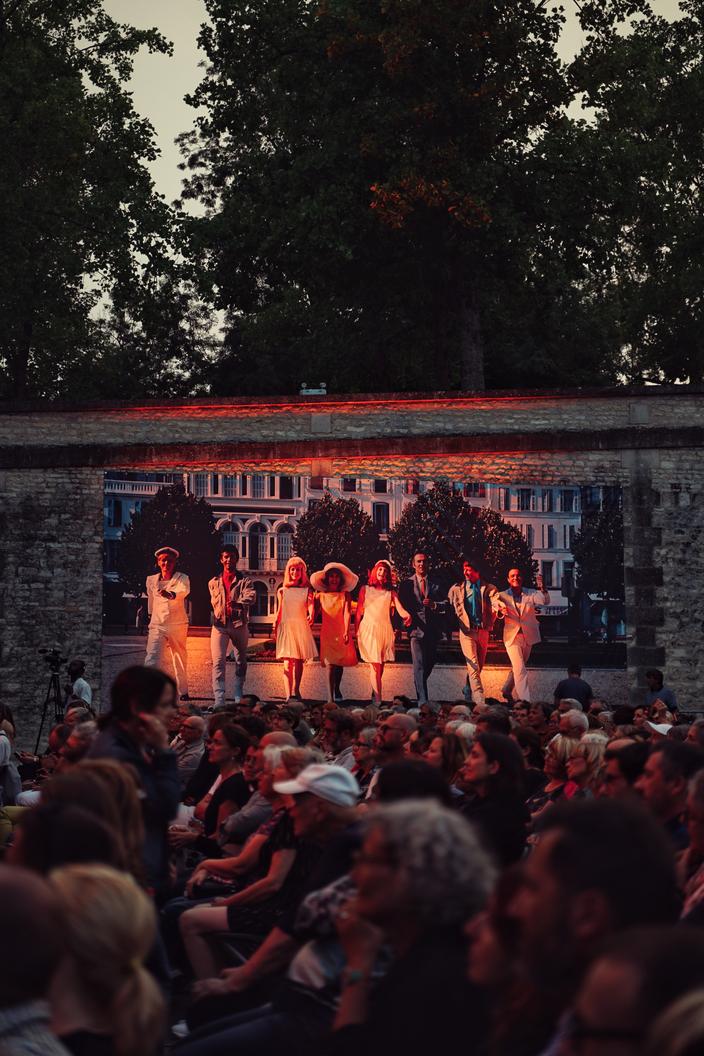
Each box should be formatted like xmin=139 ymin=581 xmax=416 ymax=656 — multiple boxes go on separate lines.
xmin=2 ymin=387 xmax=704 ymax=743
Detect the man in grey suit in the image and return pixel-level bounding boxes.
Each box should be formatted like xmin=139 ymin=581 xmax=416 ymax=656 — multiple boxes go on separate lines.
xmin=397 ymin=552 xmax=446 ymax=705
xmin=209 ymin=545 xmax=256 ymax=707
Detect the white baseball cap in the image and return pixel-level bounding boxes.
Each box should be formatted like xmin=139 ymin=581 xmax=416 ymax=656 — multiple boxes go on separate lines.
xmin=273 ymin=763 xmax=360 ymax=806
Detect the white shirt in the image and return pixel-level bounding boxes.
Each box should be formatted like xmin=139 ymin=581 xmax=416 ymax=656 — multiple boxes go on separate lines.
xmin=146 ymin=572 xmax=190 ymax=626
xmin=72 ymin=677 xmax=92 ymax=706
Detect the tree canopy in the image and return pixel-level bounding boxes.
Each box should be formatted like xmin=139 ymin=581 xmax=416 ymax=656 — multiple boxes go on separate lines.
xmin=571 ymin=504 xmax=625 ymax=601
xmin=117 ymin=484 xmax=222 ymax=623
xmin=292 ymin=491 xmax=384 ymax=584
xmin=0 ymin=0 xmax=209 ymax=400
xmin=387 ymin=481 xmax=535 ymax=590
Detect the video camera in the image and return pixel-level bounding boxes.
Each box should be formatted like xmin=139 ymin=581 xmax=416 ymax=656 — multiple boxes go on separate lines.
xmin=38 ymin=647 xmax=68 ymax=673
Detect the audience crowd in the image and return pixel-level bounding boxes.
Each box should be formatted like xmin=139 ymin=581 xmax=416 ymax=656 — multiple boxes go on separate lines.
xmin=4 ymin=664 xmax=704 ymax=1055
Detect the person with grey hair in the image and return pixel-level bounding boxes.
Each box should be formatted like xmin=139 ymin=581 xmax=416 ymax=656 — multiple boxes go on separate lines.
xmin=169 ymin=714 xmax=206 ymax=788
xmin=330 ymin=800 xmax=495 ymax=1055
xmin=559 ymin=709 xmax=589 ymax=739
xmin=557 ymin=697 xmax=583 ymax=714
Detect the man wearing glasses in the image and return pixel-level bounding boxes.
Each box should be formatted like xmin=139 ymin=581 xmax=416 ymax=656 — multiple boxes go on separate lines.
xmin=169 ymin=714 xmax=206 ymax=788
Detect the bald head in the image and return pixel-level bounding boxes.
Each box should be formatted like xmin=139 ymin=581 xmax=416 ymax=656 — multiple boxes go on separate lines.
xmin=261 ymin=731 xmax=297 ymax=748
xmin=0 ymin=865 xmax=63 ymax=1008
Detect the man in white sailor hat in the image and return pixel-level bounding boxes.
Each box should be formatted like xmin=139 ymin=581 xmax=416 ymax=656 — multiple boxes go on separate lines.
xmin=145 ymin=546 xmax=191 ymax=699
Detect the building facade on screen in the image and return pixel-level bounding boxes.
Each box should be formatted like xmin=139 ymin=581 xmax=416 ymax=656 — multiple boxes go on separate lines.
xmin=104 ymin=471 xmax=621 ymax=634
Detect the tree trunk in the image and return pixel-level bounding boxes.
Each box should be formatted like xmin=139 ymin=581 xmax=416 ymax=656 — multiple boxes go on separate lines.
xmin=458 ymin=288 xmax=485 ymax=391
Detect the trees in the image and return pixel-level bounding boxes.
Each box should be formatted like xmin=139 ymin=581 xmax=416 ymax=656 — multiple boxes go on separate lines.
xmin=180 ymin=0 xmax=580 ymax=394
xmin=117 ymin=484 xmax=222 ymax=623
xmin=292 ymin=491 xmax=383 ymax=583
xmin=571 ymin=506 xmax=625 ymax=602
xmin=388 ymin=481 xmax=535 ymax=590
xmin=0 ymin=0 xmax=208 ymax=401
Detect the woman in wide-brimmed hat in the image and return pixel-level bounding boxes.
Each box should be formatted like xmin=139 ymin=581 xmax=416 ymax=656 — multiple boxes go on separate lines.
xmin=310 ymin=562 xmax=359 ymax=704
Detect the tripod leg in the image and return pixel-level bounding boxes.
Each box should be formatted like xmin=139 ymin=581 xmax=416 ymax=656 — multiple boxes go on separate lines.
xmin=34 ymin=681 xmax=55 ymax=755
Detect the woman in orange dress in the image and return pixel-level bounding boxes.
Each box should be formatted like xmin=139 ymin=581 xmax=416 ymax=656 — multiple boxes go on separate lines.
xmin=310 ymin=562 xmax=359 ymax=704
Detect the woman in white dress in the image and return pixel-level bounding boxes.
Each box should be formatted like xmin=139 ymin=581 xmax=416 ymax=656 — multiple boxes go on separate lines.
xmin=356 ymin=559 xmax=411 ymax=703
xmin=273 ymin=557 xmax=317 ymax=701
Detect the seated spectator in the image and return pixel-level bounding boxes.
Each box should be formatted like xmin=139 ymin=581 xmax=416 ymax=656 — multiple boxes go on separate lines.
xmin=557 ymin=697 xmax=583 ymax=714
xmin=635 ymin=741 xmax=704 ymax=851
xmin=329 ymin=801 xmax=495 ymax=1056
xmin=168 ymin=724 xmax=251 ymax=857
xmin=0 ymin=715 xmax=21 ymax=806
xmin=63 ymin=705 xmax=94 ymax=728
xmin=444 ymin=719 xmax=476 ymax=749
xmin=54 ymin=721 xmax=97 ymax=772
xmin=511 ymin=726 xmax=546 ymax=795
xmin=321 ymin=711 xmax=357 ymax=771
xmin=364 ymin=714 xmax=417 ymax=800
xmin=526 ymin=734 xmax=580 ymax=821
xmin=554 ymin=662 xmax=593 ymax=710
xmin=558 ymin=709 xmax=589 ymax=739
xmin=458 ymin=732 xmax=529 ymax=866
xmin=179 ymin=752 xmax=338 ymax=979
xmin=504 ymin=799 xmax=680 ymax=1055
xmin=567 ymin=928 xmax=704 ymax=1056
xmin=475 ymin=705 xmax=511 ymax=737
xmin=391 ymin=695 xmax=411 ymax=711
xmin=170 ymin=715 xmax=206 ymax=788
xmin=0 ymin=701 xmax=16 ymax=741
xmin=216 ymin=739 xmax=277 ymax=854
xmin=526 ymin=701 xmax=553 ymax=748
xmin=86 ymin=666 xmax=180 ymax=896
xmin=599 ymin=740 xmax=649 ymax=799
xmin=688 ymin=719 xmax=704 ymax=749
xmin=679 ymin=770 xmax=704 ymax=923
xmin=0 ymin=864 xmax=67 ymax=1056
xmin=49 ymin=863 xmax=165 ymax=1056
xmin=8 ymin=802 xmax=126 ymax=874
xmin=448 ymin=703 xmax=471 ymax=722
xmin=286 ymin=702 xmax=314 ymax=746
xmin=79 ymin=759 xmax=146 ymax=881
xmin=564 ymin=732 xmax=607 ymax=799
xmin=645 ymin=668 xmax=678 ymax=713
xmin=351 ymin=727 xmax=377 ymax=795
xmin=423 ymin=731 xmax=467 ymax=786
xmin=418 ymin=701 xmax=441 ymax=728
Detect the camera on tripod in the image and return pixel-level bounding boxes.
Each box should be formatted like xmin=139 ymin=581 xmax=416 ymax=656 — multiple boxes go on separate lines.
xmin=38 ymin=647 xmax=68 ymax=673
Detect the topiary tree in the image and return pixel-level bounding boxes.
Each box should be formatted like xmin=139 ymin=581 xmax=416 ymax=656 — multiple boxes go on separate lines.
xmin=388 ymin=481 xmax=535 ymax=592
xmin=292 ymin=491 xmax=384 ymax=586
xmin=116 ymin=484 xmax=222 ymax=624
xmin=571 ymin=506 xmax=625 ymax=601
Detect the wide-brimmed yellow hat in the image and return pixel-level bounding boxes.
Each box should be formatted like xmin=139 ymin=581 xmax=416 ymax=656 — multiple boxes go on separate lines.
xmin=310 ymin=562 xmax=359 ymax=593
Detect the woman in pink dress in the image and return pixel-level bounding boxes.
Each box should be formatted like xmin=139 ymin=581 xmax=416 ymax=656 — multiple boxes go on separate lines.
xmin=356 ymin=560 xmax=411 ymax=703
xmin=273 ymin=557 xmax=317 ymax=701
xmin=310 ymin=562 xmax=359 ymax=704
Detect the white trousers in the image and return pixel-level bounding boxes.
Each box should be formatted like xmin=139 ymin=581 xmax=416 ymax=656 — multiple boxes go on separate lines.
xmin=145 ymin=622 xmax=189 ymax=697
xmin=459 ymin=629 xmax=490 ymax=706
xmin=211 ymin=623 xmax=249 ymax=708
xmin=502 ymin=632 xmax=533 ymax=702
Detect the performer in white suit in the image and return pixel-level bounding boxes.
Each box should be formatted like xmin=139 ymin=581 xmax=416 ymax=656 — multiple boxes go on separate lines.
xmin=447 ymin=557 xmax=499 ymax=706
xmin=496 ymin=568 xmax=549 ymax=703
xmin=145 ymin=546 xmax=190 ymax=699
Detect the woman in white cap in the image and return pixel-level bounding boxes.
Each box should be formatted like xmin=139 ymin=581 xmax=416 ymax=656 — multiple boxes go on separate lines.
xmin=310 ymin=562 xmax=359 ymax=704
xmin=274 ymin=557 xmax=318 ymax=701
xmin=356 ymin=560 xmax=412 ymax=704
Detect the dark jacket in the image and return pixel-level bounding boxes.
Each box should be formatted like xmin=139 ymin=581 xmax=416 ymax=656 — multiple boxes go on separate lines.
xmin=460 ymin=791 xmax=529 ymax=867
xmin=87 ymin=723 xmax=180 ymax=892
xmin=397 ymin=575 xmax=446 ymax=639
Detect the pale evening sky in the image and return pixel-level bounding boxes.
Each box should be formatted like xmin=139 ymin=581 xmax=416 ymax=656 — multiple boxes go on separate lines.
xmin=104 ymin=0 xmax=684 ymax=206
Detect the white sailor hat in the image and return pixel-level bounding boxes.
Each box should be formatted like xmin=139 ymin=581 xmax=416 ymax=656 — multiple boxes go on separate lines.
xmin=154 ymin=546 xmax=180 ymax=559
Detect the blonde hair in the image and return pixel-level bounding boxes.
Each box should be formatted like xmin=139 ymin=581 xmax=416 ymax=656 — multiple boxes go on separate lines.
xmin=282 ymin=556 xmax=309 ymax=588
xmin=49 ymin=864 xmax=164 ymax=1056
xmin=78 ymin=759 xmax=145 ymax=883
xmin=547 ymin=733 xmax=581 ymax=774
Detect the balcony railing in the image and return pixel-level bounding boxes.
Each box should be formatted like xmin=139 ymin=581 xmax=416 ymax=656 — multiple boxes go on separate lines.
xmin=104 ymin=480 xmax=163 ymax=495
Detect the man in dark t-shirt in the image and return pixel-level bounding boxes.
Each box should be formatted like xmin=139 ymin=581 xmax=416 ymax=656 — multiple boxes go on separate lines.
xmin=554 ymin=663 xmax=593 ymax=710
